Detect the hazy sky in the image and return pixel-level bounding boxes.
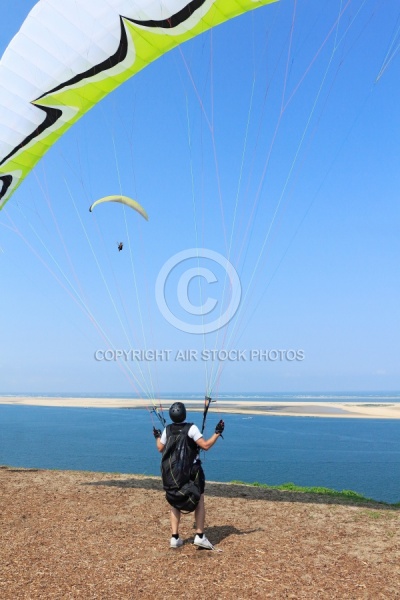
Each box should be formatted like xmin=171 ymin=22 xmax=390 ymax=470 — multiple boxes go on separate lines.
xmin=1 ymin=0 xmax=399 ymax=396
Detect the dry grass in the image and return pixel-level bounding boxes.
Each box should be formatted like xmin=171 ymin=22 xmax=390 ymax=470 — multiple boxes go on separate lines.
xmin=1 ymin=466 xmax=399 ymax=599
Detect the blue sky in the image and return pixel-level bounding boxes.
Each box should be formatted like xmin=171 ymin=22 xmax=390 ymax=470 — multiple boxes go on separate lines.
xmin=0 ymin=0 xmax=399 ymax=396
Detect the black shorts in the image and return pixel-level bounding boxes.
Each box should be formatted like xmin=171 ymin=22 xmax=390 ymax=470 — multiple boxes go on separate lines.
xmin=191 ymin=459 xmax=205 ymax=494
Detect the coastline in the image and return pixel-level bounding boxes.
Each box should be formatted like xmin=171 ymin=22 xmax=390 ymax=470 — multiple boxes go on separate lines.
xmin=1 ymin=396 xmax=400 ymax=419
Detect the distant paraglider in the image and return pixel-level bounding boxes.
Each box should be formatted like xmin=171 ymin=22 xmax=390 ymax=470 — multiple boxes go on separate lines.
xmin=89 ymin=195 xmax=149 ymax=221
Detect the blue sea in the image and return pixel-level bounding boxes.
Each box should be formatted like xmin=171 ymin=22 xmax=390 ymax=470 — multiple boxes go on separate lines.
xmin=1 ymin=391 xmax=400 ymax=504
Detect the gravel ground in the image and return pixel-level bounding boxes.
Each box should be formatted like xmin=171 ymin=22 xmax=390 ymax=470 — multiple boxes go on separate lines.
xmin=1 ymin=466 xmax=399 ymax=599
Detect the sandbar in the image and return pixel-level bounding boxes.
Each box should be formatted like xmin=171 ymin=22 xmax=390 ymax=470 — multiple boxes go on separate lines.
xmin=1 ymin=396 xmax=400 ymax=419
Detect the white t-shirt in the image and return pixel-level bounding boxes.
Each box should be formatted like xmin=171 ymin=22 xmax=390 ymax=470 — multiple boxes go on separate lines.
xmin=160 ymin=422 xmax=203 ymax=446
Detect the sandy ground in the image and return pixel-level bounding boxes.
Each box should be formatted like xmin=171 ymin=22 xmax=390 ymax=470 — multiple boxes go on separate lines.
xmin=1 ymin=396 xmax=400 ymax=419
xmin=0 ymin=466 xmax=399 ymax=599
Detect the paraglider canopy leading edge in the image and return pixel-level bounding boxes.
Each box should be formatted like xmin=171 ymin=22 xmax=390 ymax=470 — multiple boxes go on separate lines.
xmin=89 ymin=195 xmax=149 ymax=221
xmin=0 ymin=0 xmax=278 ymax=209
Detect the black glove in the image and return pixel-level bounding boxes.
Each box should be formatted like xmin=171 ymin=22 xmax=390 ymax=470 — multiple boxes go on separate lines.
xmin=215 ymin=419 xmax=224 ymax=437
xmin=153 ymin=427 xmax=161 ymax=439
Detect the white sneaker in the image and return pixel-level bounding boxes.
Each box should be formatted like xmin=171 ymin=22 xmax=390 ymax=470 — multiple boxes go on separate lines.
xmin=170 ymin=537 xmax=183 ymax=548
xmin=193 ymin=534 xmax=214 ymax=550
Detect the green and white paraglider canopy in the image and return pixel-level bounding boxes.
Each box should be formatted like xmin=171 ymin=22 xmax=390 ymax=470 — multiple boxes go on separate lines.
xmin=0 ymin=0 xmax=278 ymax=209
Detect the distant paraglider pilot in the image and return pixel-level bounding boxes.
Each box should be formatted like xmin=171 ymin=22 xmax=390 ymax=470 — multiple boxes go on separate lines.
xmin=153 ymin=401 xmax=224 ymax=550
xmin=117 ymin=242 xmax=123 ymax=251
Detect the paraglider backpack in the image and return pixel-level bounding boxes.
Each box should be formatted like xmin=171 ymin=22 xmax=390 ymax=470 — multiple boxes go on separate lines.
xmin=161 ymin=423 xmax=201 ymax=513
